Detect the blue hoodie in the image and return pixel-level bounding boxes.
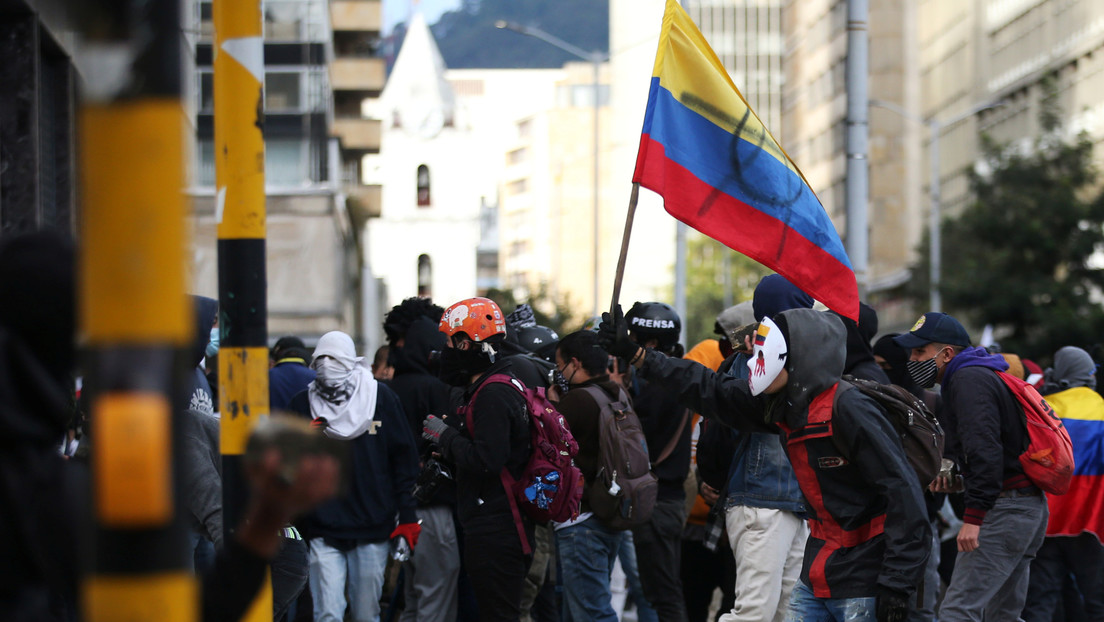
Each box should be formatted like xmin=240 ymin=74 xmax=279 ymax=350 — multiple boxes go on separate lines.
xmin=184 ymin=296 xmax=218 ymax=416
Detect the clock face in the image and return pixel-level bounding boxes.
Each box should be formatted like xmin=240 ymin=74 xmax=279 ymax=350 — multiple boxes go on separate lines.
xmin=417 ymin=109 xmax=445 ymax=139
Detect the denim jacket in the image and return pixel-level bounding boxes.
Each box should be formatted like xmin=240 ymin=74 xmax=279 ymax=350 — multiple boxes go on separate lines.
xmin=723 ymin=353 xmax=806 ymax=515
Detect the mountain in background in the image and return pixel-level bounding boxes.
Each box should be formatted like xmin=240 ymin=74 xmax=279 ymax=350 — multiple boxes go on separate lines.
xmin=386 ymin=0 xmax=609 ymax=71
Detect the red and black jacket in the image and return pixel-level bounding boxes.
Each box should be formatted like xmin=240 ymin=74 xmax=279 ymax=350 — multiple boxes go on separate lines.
xmin=636 ymin=308 xmax=930 ymax=599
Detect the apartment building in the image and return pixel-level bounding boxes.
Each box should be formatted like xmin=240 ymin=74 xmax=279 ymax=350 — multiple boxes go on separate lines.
xmin=189 ymin=0 xmax=385 ymax=348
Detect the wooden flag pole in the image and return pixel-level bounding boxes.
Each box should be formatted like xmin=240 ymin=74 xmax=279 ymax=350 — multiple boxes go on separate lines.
xmin=609 ymin=182 xmax=641 ymax=315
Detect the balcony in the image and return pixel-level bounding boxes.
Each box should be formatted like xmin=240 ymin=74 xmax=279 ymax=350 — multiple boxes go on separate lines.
xmin=346 ymin=183 xmax=382 ymax=224
xmin=332 ymin=117 xmax=381 ymax=153
xmin=331 ymin=1 xmax=382 ymax=34
xmin=331 ymin=57 xmax=385 ymax=94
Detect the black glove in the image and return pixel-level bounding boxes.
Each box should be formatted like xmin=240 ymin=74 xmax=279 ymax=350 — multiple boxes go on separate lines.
xmin=875 ymin=588 xmax=910 ymax=622
xmin=422 ymin=415 xmax=450 ymax=444
xmin=598 ymin=304 xmax=640 ymax=361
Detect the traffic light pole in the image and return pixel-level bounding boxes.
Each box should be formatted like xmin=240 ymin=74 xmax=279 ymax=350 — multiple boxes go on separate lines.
xmin=79 ymin=0 xmax=196 ymax=620
xmin=214 ymin=0 xmax=272 ymax=618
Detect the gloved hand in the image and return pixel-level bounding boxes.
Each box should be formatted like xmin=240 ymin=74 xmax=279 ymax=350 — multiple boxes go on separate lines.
xmin=875 ymin=588 xmax=910 ymax=622
xmin=422 ymin=415 xmax=450 ymax=444
xmin=390 ymin=522 xmax=422 ymax=549
xmin=598 ymin=304 xmax=640 ymax=361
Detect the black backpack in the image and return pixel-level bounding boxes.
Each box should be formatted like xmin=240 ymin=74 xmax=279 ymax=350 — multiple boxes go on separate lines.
xmin=838 ymin=375 xmax=945 ymax=488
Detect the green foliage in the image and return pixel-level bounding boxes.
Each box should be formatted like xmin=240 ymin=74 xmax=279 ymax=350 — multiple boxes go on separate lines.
xmin=683 ymin=234 xmax=769 ymax=347
xmin=907 ymin=108 xmax=1104 ymax=358
xmin=389 ymin=0 xmax=609 ymax=69
xmin=483 ymin=284 xmax=583 ymax=337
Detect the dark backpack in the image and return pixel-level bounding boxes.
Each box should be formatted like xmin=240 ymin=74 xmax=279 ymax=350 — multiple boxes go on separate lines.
xmin=580 ymin=385 xmax=658 ymax=530
xmin=995 ymin=371 xmax=1075 ymax=495
xmin=461 ymin=374 xmax=583 ymax=553
xmin=839 ymin=375 xmax=945 ymax=487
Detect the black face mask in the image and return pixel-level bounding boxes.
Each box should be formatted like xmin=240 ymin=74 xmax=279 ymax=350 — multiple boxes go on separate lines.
xmin=437 ymin=346 xmax=491 ymax=386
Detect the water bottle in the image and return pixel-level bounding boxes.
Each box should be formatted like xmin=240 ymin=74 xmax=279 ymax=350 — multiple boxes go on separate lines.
xmin=390 ymin=536 xmax=411 ymax=562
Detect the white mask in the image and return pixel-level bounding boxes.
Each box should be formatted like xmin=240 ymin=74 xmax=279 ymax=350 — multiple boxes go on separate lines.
xmin=747 ymin=316 xmax=788 ymax=396
xmin=314 ymin=357 xmax=354 ymax=391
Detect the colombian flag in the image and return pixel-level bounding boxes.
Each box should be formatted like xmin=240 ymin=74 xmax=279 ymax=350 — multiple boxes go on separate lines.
xmin=634 ymin=0 xmax=858 ymax=320
xmin=1042 ymin=386 xmax=1104 ymax=540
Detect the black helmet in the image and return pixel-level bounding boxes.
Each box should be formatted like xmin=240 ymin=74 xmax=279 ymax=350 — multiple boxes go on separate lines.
xmin=625 ymin=301 xmax=681 ymax=352
xmin=516 ymin=325 xmax=559 ymax=354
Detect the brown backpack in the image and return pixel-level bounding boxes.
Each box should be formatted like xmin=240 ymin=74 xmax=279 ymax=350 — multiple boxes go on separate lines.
xmin=581 ymin=385 xmax=658 ymax=530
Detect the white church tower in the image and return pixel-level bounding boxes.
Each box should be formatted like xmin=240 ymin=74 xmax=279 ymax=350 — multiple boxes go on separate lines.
xmin=364 ymin=12 xmax=492 ymax=309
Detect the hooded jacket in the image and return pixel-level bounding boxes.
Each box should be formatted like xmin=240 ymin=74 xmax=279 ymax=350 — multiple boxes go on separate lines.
xmin=185 ymin=296 xmax=218 ymax=416
xmin=941 ymin=347 xmax=1029 ymax=525
xmin=387 ymin=316 xmax=456 ymax=506
xmin=637 ymin=308 xmax=929 ymax=599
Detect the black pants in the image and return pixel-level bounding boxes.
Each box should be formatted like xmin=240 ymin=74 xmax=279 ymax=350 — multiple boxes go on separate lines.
xmin=463 ymin=514 xmax=534 ymax=622
xmin=681 ymin=535 xmax=735 ymax=622
xmin=632 ymin=497 xmax=689 ymax=622
xmin=1022 ymin=533 xmax=1104 ymax=622
xmin=272 ymin=536 xmax=309 ymax=622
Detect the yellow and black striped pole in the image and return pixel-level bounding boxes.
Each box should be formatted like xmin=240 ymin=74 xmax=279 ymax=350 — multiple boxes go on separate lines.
xmin=78 ymin=0 xmax=196 ymax=620
xmin=215 ymin=0 xmax=272 ymax=619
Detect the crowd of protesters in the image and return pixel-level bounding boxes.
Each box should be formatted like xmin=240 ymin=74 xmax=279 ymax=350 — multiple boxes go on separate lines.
xmin=2 ymin=227 xmax=1102 ymax=622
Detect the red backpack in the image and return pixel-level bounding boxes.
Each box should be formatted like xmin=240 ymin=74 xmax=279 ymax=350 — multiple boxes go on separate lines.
xmin=995 ymin=371 xmax=1075 ymax=495
xmin=461 ymin=374 xmax=583 ymax=553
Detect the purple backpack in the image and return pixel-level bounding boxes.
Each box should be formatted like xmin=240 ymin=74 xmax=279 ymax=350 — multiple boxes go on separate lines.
xmin=461 ymin=374 xmax=583 ymax=553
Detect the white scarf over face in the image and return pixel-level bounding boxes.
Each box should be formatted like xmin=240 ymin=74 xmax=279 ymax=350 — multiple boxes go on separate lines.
xmin=308 ymin=331 xmax=378 ymax=440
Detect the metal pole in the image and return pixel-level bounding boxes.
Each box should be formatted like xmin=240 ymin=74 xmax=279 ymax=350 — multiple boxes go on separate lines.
xmin=215 ymin=0 xmax=271 ymax=618
xmin=79 ymin=0 xmax=195 ymax=619
xmin=929 ymin=120 xmax=942 ymax=312
xmin=845 ymin=0 xmax=869 ymax=298
xmin=675 ymin=222 xmax=688 ymax=346
xmin=592 ymin=57 xmax=601 ymax=318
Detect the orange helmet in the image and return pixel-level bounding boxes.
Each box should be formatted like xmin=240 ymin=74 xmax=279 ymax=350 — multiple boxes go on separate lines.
xmin=439 ymin=297 xmax=507 ymax=342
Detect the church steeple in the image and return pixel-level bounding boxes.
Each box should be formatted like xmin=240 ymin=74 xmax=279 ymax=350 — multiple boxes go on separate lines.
xmin=381 ymin=12 xmax=455 ymax=137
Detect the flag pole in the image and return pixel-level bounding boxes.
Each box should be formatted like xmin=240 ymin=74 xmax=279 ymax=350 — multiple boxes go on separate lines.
xmin=609 ymin=182 xmax=641 ymax=314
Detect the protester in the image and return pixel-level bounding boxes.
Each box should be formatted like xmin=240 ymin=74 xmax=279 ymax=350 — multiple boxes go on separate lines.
xmin=371 ymin=345 xmax=394 ymax=381
xmin=188 ymin=295 xmax=219 ymax=416
xmin=715 ymin=278 xmax=811 ymax=622
xmin=895 ymin=313 xmax=1047 ymax=622
xmin=288 ymin=331 xmax=421 ymax=622
xmin=601 ymin=306 xmax=930 ymax=621
xmin=834 ymin=302 xmax=890 ymax=384
xmin=383 ymin=297 xmax=462 ymax=622
xmin=551 ymin=329 xmax=630 ymax=621
xmin=420 ymin=297 xmax=533 ymax=622
xmin=1022 ymin=346 xmax=1104 ymax=622
xmin=622 ymin=301 xmax=693 ymax=622
xmin=0 ymin=232 xmax=82 ymax=622
xmin=269 ymin=336 xmax=316 ymax=412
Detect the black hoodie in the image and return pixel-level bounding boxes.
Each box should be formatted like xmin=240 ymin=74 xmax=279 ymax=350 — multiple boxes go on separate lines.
xmin=387 ymin=317 xmax=456 ymax=506
xmin=636 ymin=308 xmax=929 ymax=599
xmin=184 ymin=296 xmax=218 ymax=416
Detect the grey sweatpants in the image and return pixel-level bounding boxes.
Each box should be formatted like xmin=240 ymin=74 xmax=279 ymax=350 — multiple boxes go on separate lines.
xmin=400 ymin=505 xmax=461 ymax=622
xmin=938 ymin=493 xmax=1048 ymax=622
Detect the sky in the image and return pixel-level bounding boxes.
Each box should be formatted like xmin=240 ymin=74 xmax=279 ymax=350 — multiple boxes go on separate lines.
xmin=383 ymin=0 xmax=461 ymax=34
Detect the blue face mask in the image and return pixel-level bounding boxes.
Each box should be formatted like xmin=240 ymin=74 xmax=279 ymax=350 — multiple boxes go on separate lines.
xmin=206 ymin=326 xmax=220 ymax=359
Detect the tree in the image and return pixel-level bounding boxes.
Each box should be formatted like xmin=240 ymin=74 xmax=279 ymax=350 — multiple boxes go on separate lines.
xmin=682 ymin=233 xmax=769 ymax=347
xmin=907 ymin=95 xmax=1104 ymax=359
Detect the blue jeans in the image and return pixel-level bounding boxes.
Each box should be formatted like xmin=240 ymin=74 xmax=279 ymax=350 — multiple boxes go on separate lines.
xmin=784 ymin=581 xmax=876 ymax=622
xmin=309 ymin=539 xmax=389 ymax=622
xmin=556 ymin=517 xmax=622 ymax=622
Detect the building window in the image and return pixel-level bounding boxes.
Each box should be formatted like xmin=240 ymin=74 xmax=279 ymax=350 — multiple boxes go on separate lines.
xmin=507 ymin=178 xmax=528 ymax=196
xmin=417 ymin=164 xmax=431 ymax=207
xmin=417 ymin=254 xmax=432 ymax=297
xmin=507 ymin=147 xmax=527 ymax=166
xmin=266 ymin=72 xmax=301 ymax=110
xmin=517 ymin=119 xmax=532 ymax=139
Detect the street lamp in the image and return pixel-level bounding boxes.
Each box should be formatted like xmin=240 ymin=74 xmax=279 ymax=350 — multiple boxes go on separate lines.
xmin=495 ymin=20 xmax=609 ymax=318
xmin=870 ymin=98 xmax=1004 ymax=312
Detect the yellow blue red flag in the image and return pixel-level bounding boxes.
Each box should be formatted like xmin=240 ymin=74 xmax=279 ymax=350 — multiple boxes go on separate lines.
xmin=634 ymin=0 xmax=858 ymax=320
xmin=1041 ymin=386 xmax=1104 ymax=540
